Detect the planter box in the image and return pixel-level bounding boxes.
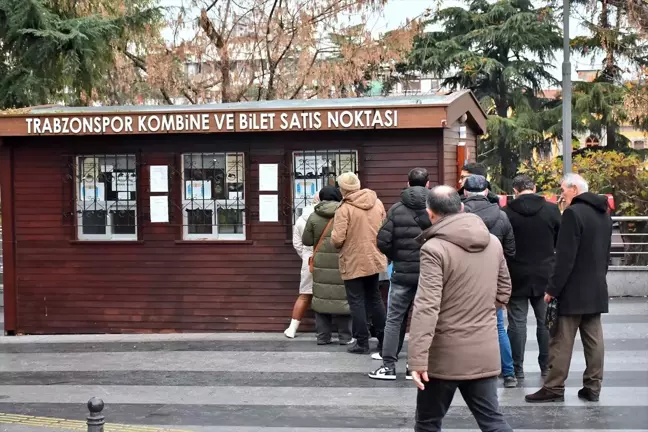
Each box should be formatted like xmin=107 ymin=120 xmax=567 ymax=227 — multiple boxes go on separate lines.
xmin=607 ymin=267 xmax=648 ymax=297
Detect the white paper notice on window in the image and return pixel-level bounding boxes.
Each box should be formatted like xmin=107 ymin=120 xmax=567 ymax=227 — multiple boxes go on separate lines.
xmin=150 ymin=165 xmax=168 ymax=193
xmin=259 ymin=164 xmax=278 ymax=191
xmin=150 ymin=195 xmax=169 ymax=223
xmin=259 ymin=194 xmax=279 ymax=222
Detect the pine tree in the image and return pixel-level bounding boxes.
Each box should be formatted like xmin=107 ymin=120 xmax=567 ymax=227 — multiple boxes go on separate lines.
xmin=408 ymin=0 xmax=562 ymax=189
xmin=571 ymin=0 xmax=648 ymax=149
xmin=0 ymin=0 xmax=160 ymax=108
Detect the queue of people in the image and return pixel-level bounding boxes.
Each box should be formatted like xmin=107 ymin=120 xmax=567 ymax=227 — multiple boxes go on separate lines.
xmin=285 ymin=165 xmax=612 ymax=431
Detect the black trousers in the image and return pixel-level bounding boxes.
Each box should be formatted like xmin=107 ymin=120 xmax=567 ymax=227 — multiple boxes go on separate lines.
xmin=344 ymin=274 xmax=385 ymax=347
xmin=416 ymin=376 xmax=512 ymax=432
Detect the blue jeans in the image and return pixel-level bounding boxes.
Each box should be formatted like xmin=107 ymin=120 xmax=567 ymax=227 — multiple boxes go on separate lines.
xmin=497 ymin=308 xmax=514 ymax=377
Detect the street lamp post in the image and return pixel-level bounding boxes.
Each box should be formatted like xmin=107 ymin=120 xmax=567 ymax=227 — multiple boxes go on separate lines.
xmin=562 ymin=0 xmax=572 ymax=174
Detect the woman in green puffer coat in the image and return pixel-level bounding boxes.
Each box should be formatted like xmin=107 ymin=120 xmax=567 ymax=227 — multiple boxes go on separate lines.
xmin=302 ymin=186 xmax=353 ymax=345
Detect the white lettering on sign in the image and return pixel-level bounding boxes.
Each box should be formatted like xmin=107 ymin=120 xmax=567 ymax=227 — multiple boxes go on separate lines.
xmin=24 ymin=109 xmax=400 ymax=135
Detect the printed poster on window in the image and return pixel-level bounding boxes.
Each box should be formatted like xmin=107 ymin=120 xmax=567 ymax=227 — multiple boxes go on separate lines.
xmin=185 ymin=180 xmax=212 ymax=200
xmin=294 ymin=179 xmax=318 ymax=199
xmin=336 ymin=153 xmax=356 ymax=175
xmin=112 ymin=172 xmax=137 ymax=192
xmin=80 ymin=181 xmax=105 ymax=201
xmin=294 ymin=154 xmax=328 ymax=179
xmin=226 ymin=154 xmax=244 ymax=183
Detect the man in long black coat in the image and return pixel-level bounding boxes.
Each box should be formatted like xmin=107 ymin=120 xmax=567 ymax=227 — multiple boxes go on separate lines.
xmin=369 ymin=168 xmax=432 ymax=380
xmin=526 ymin=173 xmax=613 ymax=403
xmin=503 ymin=175 xmax=561 ymax=379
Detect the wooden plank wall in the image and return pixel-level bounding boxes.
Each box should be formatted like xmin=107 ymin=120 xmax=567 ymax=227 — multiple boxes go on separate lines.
xmin=8 ymin=129 xmax=442 ymax=334
xmin=442 ymin=121 xmax=478 ymax=189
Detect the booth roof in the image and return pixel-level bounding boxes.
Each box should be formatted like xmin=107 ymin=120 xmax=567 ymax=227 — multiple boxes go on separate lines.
xmin=15 ymin=90 xmax=475 ymax=116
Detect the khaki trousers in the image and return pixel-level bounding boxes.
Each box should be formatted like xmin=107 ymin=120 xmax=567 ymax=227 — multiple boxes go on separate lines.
xmin=544 ymin=314 xmax=604 ymax=396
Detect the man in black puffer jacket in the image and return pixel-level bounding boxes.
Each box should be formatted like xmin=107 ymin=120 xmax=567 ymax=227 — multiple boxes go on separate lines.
xmin=369 ymin=168 xmax=432 ymax=381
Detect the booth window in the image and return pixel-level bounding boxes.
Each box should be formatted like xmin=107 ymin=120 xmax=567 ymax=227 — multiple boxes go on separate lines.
xmin=292 ymin=150 xmax=358 ymax=223
xmin=182 ymin=152 xmax=245 ymax=240
xmin=76 ymin=155 xmax=138 ymax=241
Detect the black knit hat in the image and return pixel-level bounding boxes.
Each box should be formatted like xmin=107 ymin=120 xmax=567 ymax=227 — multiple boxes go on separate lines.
xmin=319 ymin=185 xmax=343 ymax=202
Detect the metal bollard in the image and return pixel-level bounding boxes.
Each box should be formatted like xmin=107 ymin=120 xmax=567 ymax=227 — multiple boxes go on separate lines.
xmin=87 ymin=397 xmax=105 ymax=432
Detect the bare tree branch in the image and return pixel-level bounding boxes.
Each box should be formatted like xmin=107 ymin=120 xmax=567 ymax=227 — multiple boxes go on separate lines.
xmin=206 ymin=0 xmax=220 ymax=12
xmin=290 ymin=49 xmax=320 ymax=99
xmin=160 ymin=88 xmax=174 ymax=105
xmin=200 ymin=8 xmax=224 ymax=48
xmin=182 ymin=89 xmax=198 ymax=104
xmin=121 ymin=49 xmax=148 ymax=71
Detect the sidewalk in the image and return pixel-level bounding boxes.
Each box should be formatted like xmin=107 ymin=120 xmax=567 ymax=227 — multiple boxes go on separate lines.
xmin=0 ymin=298 xmax=646 ymax=431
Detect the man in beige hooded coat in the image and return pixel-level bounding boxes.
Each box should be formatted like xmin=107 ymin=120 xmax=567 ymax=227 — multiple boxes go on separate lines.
xmin=408 ymin=185 xmax=513 ymax=432
xmin=331 ymin=172 xmax=387 ymax=354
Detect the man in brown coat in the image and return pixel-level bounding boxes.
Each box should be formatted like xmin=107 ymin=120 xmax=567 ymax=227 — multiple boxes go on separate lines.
xmin=408 ymin=185 xmax=513 ymax=432
xmin=332 ymin=172 xmax=388 ymax=354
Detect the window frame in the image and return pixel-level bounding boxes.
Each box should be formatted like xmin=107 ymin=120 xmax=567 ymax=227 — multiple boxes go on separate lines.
xmin=291 ymin=149 xmax=359 ymax=224
xmin=181 ymin=152 xmax=247 ymax=241
xmin=75 ymin=154 xmax=139 ymax=242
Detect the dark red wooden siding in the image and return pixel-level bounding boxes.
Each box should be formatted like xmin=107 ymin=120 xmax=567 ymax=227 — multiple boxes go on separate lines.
xmin=7 ymin=129 xmax=442 ymax=334
xmin=443 ymin=121 xmax=478 ymax=189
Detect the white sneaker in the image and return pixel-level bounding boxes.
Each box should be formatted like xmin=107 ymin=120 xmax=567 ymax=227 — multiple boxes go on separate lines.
xmin=371 ymin=352 xmax=383 ymax=360
xmin=283 ymin=319 xmax=300 ymax=338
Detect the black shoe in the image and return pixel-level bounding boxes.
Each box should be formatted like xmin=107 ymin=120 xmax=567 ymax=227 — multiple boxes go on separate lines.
xmin=578 ymin=387 xmax=600 ymax=402
xmin=405 ymin=364 xmax=413 ymax=380
xmin=347 ymin=341 xmax=370 ymax=354
xmin=317 ymin=339 xmax=332 ymax=345
xmin=368 ymin=366 xmax=396 ymax=380
xmin=525 ymin=387 xmax=565 ymax=403
xmin=515 ymin=369 xmax=525 ymax=379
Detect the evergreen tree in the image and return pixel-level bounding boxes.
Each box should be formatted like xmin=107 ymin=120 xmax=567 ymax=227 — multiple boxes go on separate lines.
xmin=570 ymin=0 xmax=648 ymax=149
xmin=0 ymin=0 xmax=160 ymax=108
xmin=408 ymin=0 xmax=561 ymax=189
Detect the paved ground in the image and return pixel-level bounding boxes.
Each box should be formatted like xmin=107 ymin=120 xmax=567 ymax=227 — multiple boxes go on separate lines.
xmin=0 ymin=298 xmax=647 ymax=432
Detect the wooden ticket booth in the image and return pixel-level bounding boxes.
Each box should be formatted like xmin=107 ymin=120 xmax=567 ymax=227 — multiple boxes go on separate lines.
xmin=0 ymin=91 xmax=485 ymax=334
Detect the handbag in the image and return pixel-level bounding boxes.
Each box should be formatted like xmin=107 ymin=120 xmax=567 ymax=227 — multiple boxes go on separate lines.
xmin=309 ymin=219 xmax=334 ymax=273
xmin=545 ymin=298 xmax=559 ymax=337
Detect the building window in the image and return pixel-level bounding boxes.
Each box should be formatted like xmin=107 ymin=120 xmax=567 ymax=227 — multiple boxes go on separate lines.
xmin=76 ymin=155 xmax=138 ymax=241
xmin=292 ymin=150 xmax=358 ymax=223
xmin=182 ymin=152 xmax=245 ymax=240
xmin=634 ymin=140 xmax=645 ymax=150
